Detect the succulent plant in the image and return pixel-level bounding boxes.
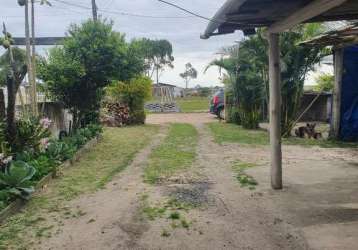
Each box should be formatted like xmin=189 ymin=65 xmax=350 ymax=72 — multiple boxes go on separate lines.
xmin=0 ymin=161 xmax=36 ymax=200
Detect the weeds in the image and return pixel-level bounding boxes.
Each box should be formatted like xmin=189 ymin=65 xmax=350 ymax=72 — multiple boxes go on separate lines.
xmin=140 ymin=194 xmax=194 ymax=236
xmin=232 ymin=161 xmax=258 ymax=190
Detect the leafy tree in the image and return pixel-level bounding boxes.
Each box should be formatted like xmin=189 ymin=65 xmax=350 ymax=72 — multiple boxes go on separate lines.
xmin=314 ymin=73 xmax=334 ymax=92
xmin=180 ymin=63 xmax=198 ymax=90
xmin=38 ymin=20 xmax=144 ymax=129
xmin=131 ymin=38 xmax=174 ymax=83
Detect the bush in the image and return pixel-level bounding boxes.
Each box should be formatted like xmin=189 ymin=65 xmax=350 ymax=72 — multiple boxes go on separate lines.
xmin=105 ymin=76 xmax=152 ymax=125
xmin=13 ymin=117 xmax=51 ymax=154
xmin=130 ymin=110 xmax=146 ymax=124
xmin=228 ymin=106 xmax=241 ymax=125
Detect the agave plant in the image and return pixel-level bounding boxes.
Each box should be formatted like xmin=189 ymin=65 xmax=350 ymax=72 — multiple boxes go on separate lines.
xmin=0 ymin=160 xmax=36 ymax=200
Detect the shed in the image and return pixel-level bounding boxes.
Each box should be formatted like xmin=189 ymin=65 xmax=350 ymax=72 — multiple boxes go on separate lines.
xmin=300 ymin=23 xmax=358 ymax=141
xmin=201 ymin=0 xmax=358 ymax=190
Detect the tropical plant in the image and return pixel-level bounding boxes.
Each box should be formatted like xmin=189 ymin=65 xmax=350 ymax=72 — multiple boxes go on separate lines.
xmin=45 ymin=140 xmax=75 ymax=163
xmin=180 ymin=63 xmax=198 ymax=91
xmin=25 ymin=154 xmax=56 ymax=181
xmin=13 ymin=117 xmax=51 ymax=153
xmin=0 ymin=160 xmax=36 ymax=200
xmin=207 ymin=24 xmax=326 ymax=133
xmin=38 ymin=19 xmax=143 ymax=129
xmin=314 ymin=73 xmax=334 ymax=92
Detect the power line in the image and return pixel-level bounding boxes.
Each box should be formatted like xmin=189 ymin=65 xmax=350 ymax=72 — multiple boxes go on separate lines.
xmin=52 ymin=0 xmax=194 ymax=19
xmin=157 ymin=0 xmax=243 ymax=26
xmin=157 ymin=0 xmax=213 ymax=22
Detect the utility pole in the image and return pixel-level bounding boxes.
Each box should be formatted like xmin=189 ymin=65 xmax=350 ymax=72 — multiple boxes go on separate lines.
xmin=24 ymin=0 xmax=36 ymax=116
xmin=91 ymin=0 xmax=98 ymax=21
xmin=31 ymin=0 xmax=38 ymax=116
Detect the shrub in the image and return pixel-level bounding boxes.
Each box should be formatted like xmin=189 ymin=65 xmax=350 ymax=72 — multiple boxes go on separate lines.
xmin=45 ymin=140 xmax=76 ymax=163
xmin=106 ymin=76 xmax=152 ymax=125
xmin=27 ymin=155 xmax=56 ymax=181
xmin=228 ymin=106 xmax=241 ymax=125
xmin=13 ymin=117 xmax=51 ymax=154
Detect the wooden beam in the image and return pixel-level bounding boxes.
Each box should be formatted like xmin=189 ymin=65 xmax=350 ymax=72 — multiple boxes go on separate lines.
xmin=330 ymin=48 xmax=344 ymax=139
xmin=268 ymin=0 xmax=348 ymax=33
xmin=13 ymin=37 xmax=65 ymax=46
xmin=268 ymin=33 xmax=282 ymax=190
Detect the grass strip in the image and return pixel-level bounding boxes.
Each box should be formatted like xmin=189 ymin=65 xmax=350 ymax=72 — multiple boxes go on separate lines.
xmin=144 ymin=123 xmax=198 ymax=184
xmin=208 ymin=122 xmax=357 ymax=148
xmin=0 ymin=126 xmax=158 ymax=250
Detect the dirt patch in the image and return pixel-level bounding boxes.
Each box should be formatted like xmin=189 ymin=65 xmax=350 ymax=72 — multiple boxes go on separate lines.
xmin=166 ymin=182 xmax=213 ymax=208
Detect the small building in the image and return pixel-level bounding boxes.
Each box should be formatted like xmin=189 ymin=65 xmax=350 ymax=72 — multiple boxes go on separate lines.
xmin=152 ymin=83 xmax=184 ymax=99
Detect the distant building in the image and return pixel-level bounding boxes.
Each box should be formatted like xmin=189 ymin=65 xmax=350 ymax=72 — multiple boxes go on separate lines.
xmin=152 ymin=83 xmax=184 ymax=98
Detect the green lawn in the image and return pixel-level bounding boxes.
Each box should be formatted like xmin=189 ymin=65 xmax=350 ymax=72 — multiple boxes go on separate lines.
xmin=144 ymin=123 xmax=198 ymax=184
xmin=208 ymin=123 xmax=269 ymax=145
xmin=0 ymin=126 xmax=158 ymax=250
xmin=177 ymin=97 xmax=209 ymax=113
xmin=208 ymin=122 xmax=358 ymax=148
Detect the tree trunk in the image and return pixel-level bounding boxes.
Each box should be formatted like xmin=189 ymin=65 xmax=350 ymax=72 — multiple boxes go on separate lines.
xmin=6 ymin=77 xmax=17 ymax=145
xmin=0 ymin=89 xmax=5 ymax=121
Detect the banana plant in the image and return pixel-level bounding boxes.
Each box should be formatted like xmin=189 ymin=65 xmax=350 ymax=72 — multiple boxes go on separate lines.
xmin=0 ymin=160 xmax=36 ymax=200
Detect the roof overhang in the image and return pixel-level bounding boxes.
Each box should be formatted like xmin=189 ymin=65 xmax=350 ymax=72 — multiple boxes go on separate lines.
xmin=300 ymin=22 xmax=358 ymax=48
xmin=201 ymin=0 xmax=358 ymax=39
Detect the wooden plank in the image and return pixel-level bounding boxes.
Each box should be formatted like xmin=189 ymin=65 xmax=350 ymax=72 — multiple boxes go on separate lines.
xmin=13 ymin=37 xmax=65 ymax=46
xmin=330 ymin=48 xmax=344 ymax=139
xmin=268 ymin=0 xmax=348 ymax=33
xmin=268 ymin=33 xmax=282 ymax=190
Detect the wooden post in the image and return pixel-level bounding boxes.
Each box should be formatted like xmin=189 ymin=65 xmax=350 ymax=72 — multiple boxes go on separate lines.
xmin=331 ymin=48 xmax=344 ymax=139
xmin=268 ymin=33 xmax=283 ymax=190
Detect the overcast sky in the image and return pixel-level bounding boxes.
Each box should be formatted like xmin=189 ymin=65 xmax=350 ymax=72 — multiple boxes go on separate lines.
xmin=1 ymin=0 xmax=245 ymax=88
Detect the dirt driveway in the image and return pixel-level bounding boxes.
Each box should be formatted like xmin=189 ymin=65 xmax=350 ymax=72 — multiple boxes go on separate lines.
xmin=28 ymin=113 xmax=358 ymax=249
xmin=146 ymin=112 xmax=216 ymax=125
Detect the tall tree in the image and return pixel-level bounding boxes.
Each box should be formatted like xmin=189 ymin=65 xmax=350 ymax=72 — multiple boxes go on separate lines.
xmin=38 ymin=20 xmax=144 ymax=129
xmin=180 ymin=63 xmax=197 ymax=90
xmin=131 ymin=38 xmax=174 ymax=84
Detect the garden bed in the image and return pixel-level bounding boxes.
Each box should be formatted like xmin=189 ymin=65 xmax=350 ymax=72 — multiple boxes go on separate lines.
xmin=0 ymin=135 xmax=102 ymax=224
